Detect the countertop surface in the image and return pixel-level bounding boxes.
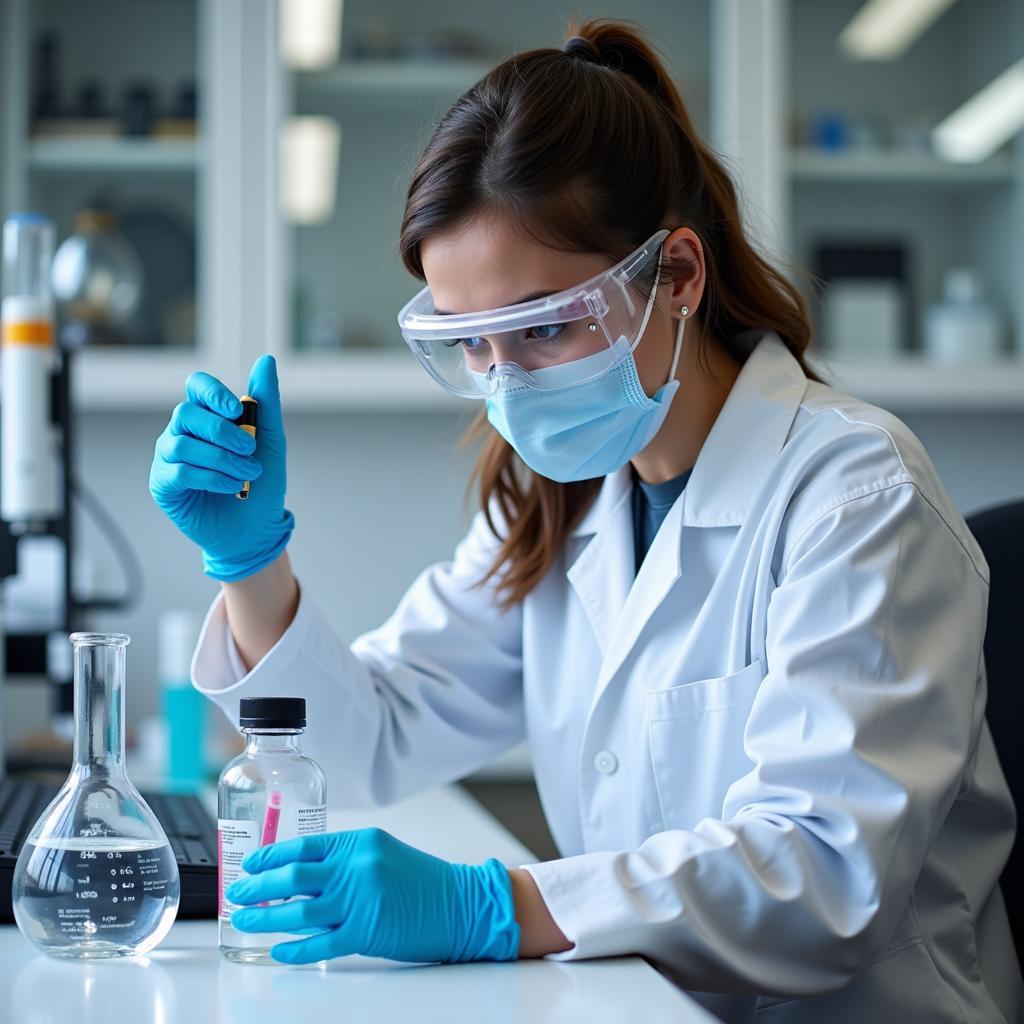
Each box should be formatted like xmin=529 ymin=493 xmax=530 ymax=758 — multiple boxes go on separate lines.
xmin=0 ymin=785 xmax=714 ymax=1023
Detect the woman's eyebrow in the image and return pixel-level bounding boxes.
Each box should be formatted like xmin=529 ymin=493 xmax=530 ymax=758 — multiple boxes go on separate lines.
xmin=433 ymin=289 xmax=558 ymax=316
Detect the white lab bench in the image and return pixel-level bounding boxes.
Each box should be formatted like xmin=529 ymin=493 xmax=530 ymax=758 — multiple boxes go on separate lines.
xmin=0 ymin=785 xmax=714 ymax=1023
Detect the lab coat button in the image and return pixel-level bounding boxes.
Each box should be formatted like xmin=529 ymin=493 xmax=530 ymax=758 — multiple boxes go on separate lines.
xmin=594 ymin=750 xmax=618 ymax=775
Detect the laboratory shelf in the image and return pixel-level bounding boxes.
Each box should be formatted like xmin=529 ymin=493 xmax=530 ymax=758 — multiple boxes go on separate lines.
xmin=71 ymin=346 xmax=460 ymax=412
xmin=73 ymin=347 xmax=208 ymax=410
xmin=788 ymin=148 xmax=1015 ymax=187
xmin=27 ymin=138 xmax=202 ymax=172
xmin=296 ymin=59 xmax=492 ymax=100
xmin=72 ymin=346 xmax=1024 ymax=414
xmin=276 ymin=348 xmax=460 ymax=411
xmin=815 ymin=356 xmax=1024 ymax=411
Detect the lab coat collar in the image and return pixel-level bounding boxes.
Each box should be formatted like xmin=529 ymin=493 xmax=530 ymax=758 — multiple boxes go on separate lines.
xmin=566 ymin=330 xmax=807 ymax=690
xmin=569 ymin=330 xmax=807 ymax=538
xmin=682 ymin=331 xmax=807 ymax=527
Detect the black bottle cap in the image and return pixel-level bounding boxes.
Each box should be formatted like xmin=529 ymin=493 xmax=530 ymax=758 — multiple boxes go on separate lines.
xmin=239 ymin=697 xmax=306 ymax=729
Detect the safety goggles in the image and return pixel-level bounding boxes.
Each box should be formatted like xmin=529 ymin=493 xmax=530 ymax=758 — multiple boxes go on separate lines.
xmin=397 ymin=229 xmax=669 ymax=399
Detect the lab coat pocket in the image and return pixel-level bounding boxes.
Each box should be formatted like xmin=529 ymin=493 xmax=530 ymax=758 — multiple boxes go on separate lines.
xmin=647 ymin=660 xmax=764 ymax=831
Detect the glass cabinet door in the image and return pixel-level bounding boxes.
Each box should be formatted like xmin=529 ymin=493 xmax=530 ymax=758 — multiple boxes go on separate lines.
xmin=787 ymin=0 xmax=1023 ymax=381
xmin=1 ymin=0 xmax=210 ymax=407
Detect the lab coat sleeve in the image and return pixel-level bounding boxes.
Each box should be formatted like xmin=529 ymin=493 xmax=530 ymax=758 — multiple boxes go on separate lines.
xmin=191 ymin=509 xmax=524 ymax=807
xmin=524 ymin=481 xmax=988 ymax=996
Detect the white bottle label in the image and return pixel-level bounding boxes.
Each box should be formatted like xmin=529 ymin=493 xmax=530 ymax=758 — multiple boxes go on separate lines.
xmin=218 ymin=805 xmax=327 ymax=921
xmin=296 ymin=805 xmax=327 ymax=835
xmin=218 ymin=819 xmax=259 ymax=921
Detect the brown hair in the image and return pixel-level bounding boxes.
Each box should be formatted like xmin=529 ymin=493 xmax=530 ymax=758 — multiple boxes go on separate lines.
xmin=399 ymin=18 xmax=815 ymax=609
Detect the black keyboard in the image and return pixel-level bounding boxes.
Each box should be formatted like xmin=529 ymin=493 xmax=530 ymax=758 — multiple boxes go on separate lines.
xmin=0 ymin=777 xmax=217 ymax=921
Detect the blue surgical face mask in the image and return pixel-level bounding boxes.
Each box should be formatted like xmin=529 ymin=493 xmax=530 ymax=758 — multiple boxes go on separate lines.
xmin=479 ymin=276 xmax=685 ymax=483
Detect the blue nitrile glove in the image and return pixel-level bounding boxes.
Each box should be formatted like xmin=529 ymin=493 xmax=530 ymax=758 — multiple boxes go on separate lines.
xmin=226 ymin=828 xmax=520 ymax=966
xmin=149 ymin=354 xmax=295 ymax=582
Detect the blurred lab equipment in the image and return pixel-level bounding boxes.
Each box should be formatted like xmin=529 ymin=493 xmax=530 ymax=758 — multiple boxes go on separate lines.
xmin=823 ymin=280 xmax=903 ymax=359
xmin=218 ymin=697 xmax=326 ymax=964
xmin=808 ymin=110 xmax=849 ymax=151
xmin=1 ymin=212 xmax=144 ymax=778
xmin=12 ymin=633 xmax=180 ymax=958
xmin=924 ymin=268 xmax=1004 ymax=363
xmin=1 ymin=215 xmax=59 ymax=526
xmin=28 ymin=30 xmax=198 ymax=141
xmin=118 ymin=204 xmax=196 ymax=347
xmin=814 ymin=240 xmax=910 ymax=358
xmin=121 ymin=81 xmax=157 ymax=136
xmin=51 ymin=208 xmax=143 ymax=347
xmin=306 ymin=307 xmax=344 ymax=350
xmin=155 ymin=81 xmax=199 ymax=139
xmin=30 ymin=31 xmax=61 ymax=123
xmin=159 ymin=610 xmax=206 ymax=788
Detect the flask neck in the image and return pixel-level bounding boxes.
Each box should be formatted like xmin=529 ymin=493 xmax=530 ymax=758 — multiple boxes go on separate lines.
xmin=243 ymin=729 xmax=303 ymax=754
xmin=72 ymin=638 xmax=128 ymax=773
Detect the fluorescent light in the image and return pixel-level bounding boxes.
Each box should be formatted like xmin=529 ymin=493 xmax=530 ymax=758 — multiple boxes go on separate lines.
xmin=281 ymin=117 xmax=341 ymax=225
xmin=933 ymin=59 xmax=1024 ymax=163
xmin=839 ymin=0 xmax=958 ymax=60
xmin=280 ymin=0 xmax=343 ymax=70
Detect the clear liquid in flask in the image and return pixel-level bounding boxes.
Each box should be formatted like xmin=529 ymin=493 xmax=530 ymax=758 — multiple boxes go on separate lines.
xmin=11 ymin=632 xmax=180 ymax=958
xmin=14 ymin=837 xmax=179 ymax=958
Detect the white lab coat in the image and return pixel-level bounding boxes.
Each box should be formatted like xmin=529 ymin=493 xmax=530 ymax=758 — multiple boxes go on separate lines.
xmin=193 ymin=332 xmax=1022 ymax=1023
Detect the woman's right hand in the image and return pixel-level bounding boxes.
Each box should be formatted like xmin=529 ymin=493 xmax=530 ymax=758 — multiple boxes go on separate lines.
xmin=149 ymin=354 xmax=295 ymax=582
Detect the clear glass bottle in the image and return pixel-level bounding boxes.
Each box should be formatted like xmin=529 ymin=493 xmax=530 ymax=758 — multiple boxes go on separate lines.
xmin=12 ymin=633 xmax=180 ymax=959
xmin=218 ymin=697 xmax=326 ymax=964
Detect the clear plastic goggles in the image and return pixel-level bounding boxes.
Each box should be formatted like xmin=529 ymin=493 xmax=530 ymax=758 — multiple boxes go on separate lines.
xmin=397 ymin=229 xmax=669 ymax=399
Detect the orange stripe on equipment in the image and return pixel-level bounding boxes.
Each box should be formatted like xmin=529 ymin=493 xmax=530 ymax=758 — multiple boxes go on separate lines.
xmin=2 ymin=321 xmax=54 ymax=347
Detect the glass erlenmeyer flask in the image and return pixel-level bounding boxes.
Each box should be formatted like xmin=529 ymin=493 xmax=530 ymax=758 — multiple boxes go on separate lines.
xmin=12 ymin=633 xmax=180 ymax=958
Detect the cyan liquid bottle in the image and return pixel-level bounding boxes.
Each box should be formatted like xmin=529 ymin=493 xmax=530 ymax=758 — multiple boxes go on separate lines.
xmin=160 ymin=610 xmax=207 ymax=790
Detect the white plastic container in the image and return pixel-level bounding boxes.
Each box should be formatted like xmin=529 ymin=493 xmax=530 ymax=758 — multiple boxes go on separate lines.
xmin=924 ymin=269 xmax=1003 ymax=364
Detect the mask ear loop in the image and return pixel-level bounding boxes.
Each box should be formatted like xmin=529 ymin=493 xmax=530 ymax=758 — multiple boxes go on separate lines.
xmin=636 ymin=245 xmax=686 ymax=388
xmin=667 ymin=306 xmax=687 ymax=386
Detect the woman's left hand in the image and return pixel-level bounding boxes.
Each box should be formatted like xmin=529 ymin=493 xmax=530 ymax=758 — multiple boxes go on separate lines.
xmin=226 ymin=828 xmax=520 ymax=965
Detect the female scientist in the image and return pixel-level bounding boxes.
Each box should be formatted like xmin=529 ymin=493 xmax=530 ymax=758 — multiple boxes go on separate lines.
xmin=149 ymin=20 xmax=1020 ymax=1023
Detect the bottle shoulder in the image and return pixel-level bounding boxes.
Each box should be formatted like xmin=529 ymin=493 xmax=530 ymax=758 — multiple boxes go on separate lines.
xmin=218 ymin=747 xmax=325 ymax=795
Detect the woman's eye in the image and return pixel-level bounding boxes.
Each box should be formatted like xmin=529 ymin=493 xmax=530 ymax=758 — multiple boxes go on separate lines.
xmin=526 ymin=323 xmax=566 ymax=342
xmin=443 ymin=337 xmax=486 ymax=351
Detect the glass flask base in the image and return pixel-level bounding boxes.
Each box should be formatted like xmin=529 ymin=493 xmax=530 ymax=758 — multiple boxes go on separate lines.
xmin=40 ymin=940 xmax=159 ymax=961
